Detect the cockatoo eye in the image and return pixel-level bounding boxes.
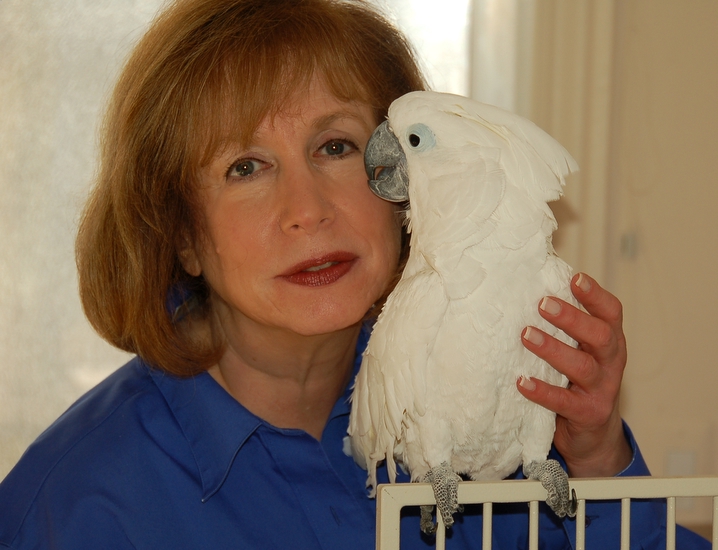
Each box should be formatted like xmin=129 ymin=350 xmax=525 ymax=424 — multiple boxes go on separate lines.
xmin=405 ymin=123 xmax=436 ymax=152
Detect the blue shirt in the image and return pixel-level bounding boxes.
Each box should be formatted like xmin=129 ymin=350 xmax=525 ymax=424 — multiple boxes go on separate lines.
xmin=0 ymin=327 xmax=709 ymax=549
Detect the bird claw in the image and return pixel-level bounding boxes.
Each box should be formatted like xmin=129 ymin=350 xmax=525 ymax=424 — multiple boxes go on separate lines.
xmin=420 ymin=505 xmax=437 ymax=535
xmin=421 ymin=462 xmax=462 ymax=535
xmin=524 ymin=459 xmax=576 ymax=518
xmin=568 ymin=488 xmax=578 ymax=516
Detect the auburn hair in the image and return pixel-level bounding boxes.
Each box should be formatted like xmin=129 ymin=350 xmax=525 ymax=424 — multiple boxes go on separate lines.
xmin=76 ymin=0 xmax=425 ymax=376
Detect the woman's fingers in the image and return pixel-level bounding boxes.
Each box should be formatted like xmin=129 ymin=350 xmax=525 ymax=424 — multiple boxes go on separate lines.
xmin=517 ymin=273 xmax=632 ymax=476
xmin=517 ymin=369 xmax=584 ymax=420
xmin=522 ymin=324 xmax=600 ymax=391
xmin=571 ymin=273 xmax=625 ymax=337
xmin=523 ymin=273 xmax=626 ymax=389
xmin=535 ymin=278 xmax=625 ymax=369
xmin=519 ymin=327 xmax=606 ymax=423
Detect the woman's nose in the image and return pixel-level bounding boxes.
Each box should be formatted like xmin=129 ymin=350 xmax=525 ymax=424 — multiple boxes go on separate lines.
xmin=278 ymin=165 xmax=335 ymax=235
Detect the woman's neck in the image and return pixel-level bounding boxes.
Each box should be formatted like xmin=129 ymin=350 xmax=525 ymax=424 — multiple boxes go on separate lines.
xmin=208 ymin=320 xmax=362 ymax=440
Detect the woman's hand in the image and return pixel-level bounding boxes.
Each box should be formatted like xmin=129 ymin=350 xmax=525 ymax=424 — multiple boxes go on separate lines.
xmin=517 ymin=272 xmax=633 ymax=477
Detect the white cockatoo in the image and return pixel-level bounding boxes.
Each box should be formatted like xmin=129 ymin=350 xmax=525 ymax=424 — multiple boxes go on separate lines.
xmin=348 ymin=91 xmax=579 ymax=534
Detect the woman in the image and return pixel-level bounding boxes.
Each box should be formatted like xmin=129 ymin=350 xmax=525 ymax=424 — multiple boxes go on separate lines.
xmin=0 ymin=0 xmax=708 ymax=548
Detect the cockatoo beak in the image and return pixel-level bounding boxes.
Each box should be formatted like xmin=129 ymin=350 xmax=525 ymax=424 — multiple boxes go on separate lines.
xmin=364 ymin=120 xmax=409 ymax=202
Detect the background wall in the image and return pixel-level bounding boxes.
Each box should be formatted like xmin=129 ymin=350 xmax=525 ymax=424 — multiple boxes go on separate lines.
xmin=528 ymin=0 xmax=718 ymax=529
xmin=609 ymin=0 xmax=718 ymax=526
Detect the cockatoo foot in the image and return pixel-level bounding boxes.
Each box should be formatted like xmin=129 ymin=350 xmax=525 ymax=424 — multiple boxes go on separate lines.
xmin=524 ymin=459 xmax=577 ymax=518
xmin=419 ymin=505 xmax=437 ymax=535
xmin=420 ymin=461 xmax=462 ymax=535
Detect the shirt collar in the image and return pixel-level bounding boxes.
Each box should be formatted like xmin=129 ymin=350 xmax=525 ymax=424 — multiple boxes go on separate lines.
xmin=149 ymin=366 xmax=263 ymax=501
xmin=148 ymin=322 xmax=372 ymax=501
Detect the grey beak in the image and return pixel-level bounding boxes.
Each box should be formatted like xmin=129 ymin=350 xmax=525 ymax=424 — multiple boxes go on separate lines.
xmin=364 ymin=120 xmax=409 ymax=202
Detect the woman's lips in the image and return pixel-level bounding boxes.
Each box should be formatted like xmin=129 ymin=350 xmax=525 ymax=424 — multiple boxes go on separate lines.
xmin=279 ymin=253 xmax=357 ymax=287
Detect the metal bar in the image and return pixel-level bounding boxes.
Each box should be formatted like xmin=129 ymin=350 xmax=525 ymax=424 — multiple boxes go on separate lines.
xmin=482 ymin=502 xmax=493 ymax=550
xmin=376 ymin=486 xmax=402 ymax=550
xmin=436 ymin=513 xmax=446 ymax=550
xmin=528 ymin=500 xmax=539 ymax=550
xmin=378 ymin=476 xmax=718 ymax=507
xmin=575 ymin=499 xmax=586 ymax=550
xmin=375 ymin=476 xmax=718 ymax=549
xmin=666 ymin=497 xmax=676 ymax=550
xmin=620 ymin=497 xmax=631 ymax=550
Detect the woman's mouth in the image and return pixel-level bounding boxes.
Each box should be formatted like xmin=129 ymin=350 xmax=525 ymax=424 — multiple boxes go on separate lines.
xmin=304 ymin=261 xmax=336 ymax=272
xmin=280 ymin=253 xmax=357 ymax=287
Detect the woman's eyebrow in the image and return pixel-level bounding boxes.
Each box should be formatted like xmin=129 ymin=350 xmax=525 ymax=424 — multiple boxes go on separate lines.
xmin=313 ymin=110 xmax=374 ymax=132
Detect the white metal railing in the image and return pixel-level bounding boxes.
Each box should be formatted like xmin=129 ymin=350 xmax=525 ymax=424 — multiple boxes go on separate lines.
xmin=376 ymin=476 xmax=718 ymax=550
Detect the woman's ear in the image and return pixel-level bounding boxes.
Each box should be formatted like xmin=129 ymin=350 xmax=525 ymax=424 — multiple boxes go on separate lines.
xmin=177 ymin=232 xmax=202 ymax=277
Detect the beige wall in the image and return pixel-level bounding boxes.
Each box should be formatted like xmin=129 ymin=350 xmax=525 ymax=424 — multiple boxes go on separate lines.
xmin=532 ymin=0 xmax=718 ymax=525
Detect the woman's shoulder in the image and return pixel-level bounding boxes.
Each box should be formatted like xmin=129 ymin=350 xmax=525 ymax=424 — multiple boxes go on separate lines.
xmin=19 ymin=357 xmax=159 ymax=467
xmin=0 ymin=357 xmax=179 ymax=545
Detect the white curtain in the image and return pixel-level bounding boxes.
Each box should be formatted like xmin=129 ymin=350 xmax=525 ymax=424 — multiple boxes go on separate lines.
xmin=377 ymin=0 xmax=536 ymax=113
xmin=469 ymin=0 xmax=536 ymax=116
xmin=373 ymin=0 xmax=471 ymax=95
xmin=0 ymin=0 xmax=524 ymax=479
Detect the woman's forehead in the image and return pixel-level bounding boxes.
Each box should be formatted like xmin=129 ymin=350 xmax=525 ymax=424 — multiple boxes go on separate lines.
xmin=201 ymin=76 xmax=377 ymax=160
xmin=265 ymin=78 xmax=375 ymax=126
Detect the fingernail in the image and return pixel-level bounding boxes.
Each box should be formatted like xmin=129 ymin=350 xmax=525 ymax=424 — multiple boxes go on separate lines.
xmin=523 ymin=326 xmax=544 ymax=346
xmin=519 ymin=376 xmax=536 ymax=391
xmin=540 ymin=297 xmax=561 ymax=316
xmin=576 ymin=272 xmax=591 ymax=293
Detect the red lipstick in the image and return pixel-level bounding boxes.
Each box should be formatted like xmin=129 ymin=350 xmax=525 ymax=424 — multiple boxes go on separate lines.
xmin=280 ymin=252 xmax=357 ymax=287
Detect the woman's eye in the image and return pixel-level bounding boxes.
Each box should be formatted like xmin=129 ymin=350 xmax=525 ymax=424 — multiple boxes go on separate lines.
xmin=318 ymin=140 xmax=356 ymax=157
xmin=227 ymin=159 xmax=263 ymax=178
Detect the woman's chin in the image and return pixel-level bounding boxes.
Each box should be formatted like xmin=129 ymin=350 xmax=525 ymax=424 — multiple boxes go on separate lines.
xmin=269 ymin=277 xmax=378 ymax=336
xmin=288 ymin=313 xmax=366 ymax=338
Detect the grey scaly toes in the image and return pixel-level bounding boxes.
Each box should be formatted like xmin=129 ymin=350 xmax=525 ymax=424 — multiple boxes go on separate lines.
xmin=420 ymin=461 xmax=462 ymax=535
xmin=524 ymin=459 xmax=577 ymax=518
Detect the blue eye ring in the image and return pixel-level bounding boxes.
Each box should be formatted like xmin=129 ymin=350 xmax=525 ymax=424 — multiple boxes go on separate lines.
xmin=405 ymin=123 xmax=435 ymax=152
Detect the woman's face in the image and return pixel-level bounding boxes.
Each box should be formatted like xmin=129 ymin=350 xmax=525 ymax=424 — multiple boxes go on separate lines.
xmin=181 ymin=77 xmax=402 ymax=339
